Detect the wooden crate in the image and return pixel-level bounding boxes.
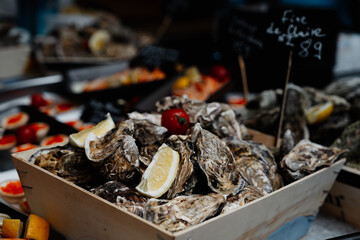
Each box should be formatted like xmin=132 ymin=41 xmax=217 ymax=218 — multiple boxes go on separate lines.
xmin=12 ymin=148 xmax=345 ymax=240
xmin=321 ymin=166 xmax=360 ymax=230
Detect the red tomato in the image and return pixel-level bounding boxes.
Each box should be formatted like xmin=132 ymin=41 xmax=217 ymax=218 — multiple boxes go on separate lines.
xmin=210 ymin=65 xmax=229 ymax=82
xmin=161 ymin=108 xmax=190 ymax=135
xmin=31 ymin=93 xmax=49 ymax=108
xmin=16 ymin=125 xmax=36 ymax=144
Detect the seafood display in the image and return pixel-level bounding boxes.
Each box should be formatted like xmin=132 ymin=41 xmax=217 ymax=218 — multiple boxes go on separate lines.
xmin=172 ymin=66 xmax=230 ymax=101
xmin=27 ymin=95 xmax=346 ymax=233
xmin=73 ymin=67 xmax=166 ymax=93
xmin=37 ymin=8 xmax=154 ymax=63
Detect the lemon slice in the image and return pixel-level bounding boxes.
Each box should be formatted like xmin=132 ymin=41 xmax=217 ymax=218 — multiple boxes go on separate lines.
xmin=69 ymin=113 xmax=115 ymax=148
xmin=136 ymin=144 xmax=179 ymax=198
xmin=305 ymin=101 xmax=334 ymax=125
xmin=24 ymin=214 xmax=50 ymax=240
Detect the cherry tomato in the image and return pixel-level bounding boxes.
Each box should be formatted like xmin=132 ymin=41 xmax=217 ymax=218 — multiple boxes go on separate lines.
xmin=210 ymin=65 xmax=229 ymax=82
xmin=161 ymin=108 xmax=190 ymax=135
xmin=16 ymin=125 xmax=36 ymax=144
xmin=31 ymin=93 xmax=49 ymax=108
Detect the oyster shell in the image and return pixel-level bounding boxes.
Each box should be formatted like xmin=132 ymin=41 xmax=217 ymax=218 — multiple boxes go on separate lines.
xmin=198 ymin=102 xmax=243 ymax=140
xmin=191 ymin=124 xmax=246 ymax=196
xmin=156 ymin=95 xmax=246 ymax=140
xmin=225 ymin=139 xmax=283 ymax=194
xmin=91 ymin=181 xmax=147 ymax=217
xmin=165 ymin=135 xmax=196 ymax=199
xmin=282 ymin=84 xmax=309 ymax=144
xmin=155 ymin=95 xmax=206 ymax=123
xmin=144 ymin=193 xmax=225 ymax=232
xmin=98 ymin=135 xmax=140 ymax=182
xmin=332 ymin=121 xmax=360 ymax=169
xmin=132 ymin=119 xmax=167 ymax=146
xmin=127 ymin=112 xmax=161 ymax=125
xmin=138 ymin=144 xmax=160 ymax=168
xmin=221 ymin=186 xmax=264 ymax=214
xmin=29 ymin=144 xmax=95 ymax=184
xmin=280 ymin=139 xmax=346 ymax=181
xmin=84 ymin=120 xmax=135 ymax=162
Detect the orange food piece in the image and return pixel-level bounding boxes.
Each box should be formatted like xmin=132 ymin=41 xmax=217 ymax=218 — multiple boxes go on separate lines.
xmin=1 ymin=219 xmax=22 ymax=238
xmin=24 ymin=214 xmax=50 ymax=240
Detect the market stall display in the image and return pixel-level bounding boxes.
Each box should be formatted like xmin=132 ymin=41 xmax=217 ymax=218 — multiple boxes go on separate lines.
xmin=11 ymin=95 xmax=346 ymax=239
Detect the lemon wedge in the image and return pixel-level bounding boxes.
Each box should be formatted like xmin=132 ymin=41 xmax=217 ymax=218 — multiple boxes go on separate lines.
xmin=305 ymin=101 xmax=334 ymax=125
xmin=69 ymin=113 xmax=115 ymax=148
xmin=136 ymin=144 xmax=179 ymax=198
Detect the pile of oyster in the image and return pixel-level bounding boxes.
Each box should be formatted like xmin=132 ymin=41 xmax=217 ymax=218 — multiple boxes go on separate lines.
xmin=29 ymin=95 xmax=345 ymax=232
xmin=236 ymin=77 xmax=360 ymax=170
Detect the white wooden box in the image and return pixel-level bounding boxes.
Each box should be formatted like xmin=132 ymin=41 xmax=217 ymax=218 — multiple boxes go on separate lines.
xmin=12 ymin=148 xmax=345 ymax=240
xmin=321 ymin=166 xmax=360 ymax=230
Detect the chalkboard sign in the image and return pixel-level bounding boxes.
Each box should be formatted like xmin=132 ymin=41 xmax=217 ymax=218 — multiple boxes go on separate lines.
xmin=135 ymin=44 xmax=180 ymax=67
xmin=218 ymin=6 xmax=339 ymax=91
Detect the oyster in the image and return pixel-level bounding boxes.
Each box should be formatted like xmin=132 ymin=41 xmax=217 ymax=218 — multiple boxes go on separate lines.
xmin=91 ymin=181 xmax=147 ymax=217
xmin=280 ymin=139 xmax=346 ymax=181
xmin=127 ymin=112 xmax=161 ymax=125
xmin=138 ymin=144 xmax=160 ymax=168
xmin=305 ymin=86 xmax=352 ymax=146
xmin=332 ymin=121 xmax=360 ymax=169
xmin=198 ymin=102 xmax=243 ymax=140
xmin=221 ymin=186 xmax=264 ymax=214
xmin=98 ymin=135 xmax=140 ymax=182
xmin=156 ymin=95 xmax=246 ymax=140
xmin=225 ymin=139 xmax=283 ymax=194
xmin=84 ymin=120 xmax=135 ymax=162
xmin=132 ymin=119 xmax=167 ymax=146
xmin=29 ymin=144 xmax=95 ymax=184
xmin=145 ymin=193 xmax=225 ymax=232
xmin=282 ymin=84 xmax=309 ymax=144
xmin=155 ymin=95 xmax=206 ymax=123
xmin=191 ymin=124 xmax=246 ymax=196
xmin=165 ymin=135 xmax=196 ymax=199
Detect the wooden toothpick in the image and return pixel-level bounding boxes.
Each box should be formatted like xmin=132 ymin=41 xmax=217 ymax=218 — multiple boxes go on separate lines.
xmin=155 ymin=15 xmax=172 ymax=42
xmin=238 ymin=55 xmax=249 ymax=102
xmin=275 ymin=50 xmax=293 ymax=148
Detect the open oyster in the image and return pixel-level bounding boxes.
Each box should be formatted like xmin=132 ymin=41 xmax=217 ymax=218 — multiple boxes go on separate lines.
xmin=145 ymin=193 xmax=225 ymax=232
xmin=191 ymin=124 xmax=246 ymax=196
xmin=165 ymin=135 xmax=196 ymax=199
xmin=221 ymin=186 xmax=264 ymax=215
xmin=280 ymin=139 xmax=346 ymax=181
xmin=29 ymin=144 xmax=95 ymax=184
xmin=84 ymin=120 xmax=135 ymax=162
xmin=91 ymin=181 xmax=148 ymax=217
xmin=225 ymin=139 xmax=282 ymax=194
